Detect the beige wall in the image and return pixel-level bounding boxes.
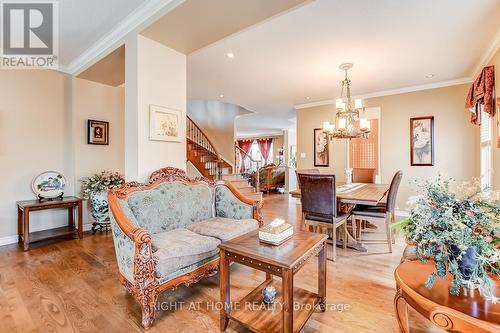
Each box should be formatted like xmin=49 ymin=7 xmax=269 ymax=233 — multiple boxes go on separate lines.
xmin=488 ymin=49 xmax=500 ymax=189
xmin=273 ymin=135 xmax=284 ymax=165
xmin=0 ymin=70 xmax=72 ymax=241
xmin=73 ymin=78 xmax=125 ymax=226
xmin=297 ymin=104 xmax=348 ymax=181
xmin=125 ymin=35 xmax=187 ymax=181
xmin=188 ymin=100 xmax=249 ymax=166
xmin=0 ymin=71 xmax=125 ymax=241
xmin=296 ymin=84 xmax=480 ymax=209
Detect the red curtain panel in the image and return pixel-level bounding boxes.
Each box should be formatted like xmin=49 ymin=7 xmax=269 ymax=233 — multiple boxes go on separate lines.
xmin=465 ymin=65 xmax=495 ymax=125
xmin=237 ymin=140 xmax=253 ymax=173
xmin=257 ymin=138 xmax=273 ymax=164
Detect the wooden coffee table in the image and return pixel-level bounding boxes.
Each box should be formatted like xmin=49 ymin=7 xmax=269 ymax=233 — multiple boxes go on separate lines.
xmin=395 ymin=260 xmax=500 ymax=332
xmin=219 ymin=230 xmax=328 ymax=333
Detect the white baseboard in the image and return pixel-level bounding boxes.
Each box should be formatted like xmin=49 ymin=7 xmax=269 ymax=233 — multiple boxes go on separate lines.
xmin=0 ymin=223 xmax=94 ymax=247
xmin=0 ymin=235 xmax=19 ymax=247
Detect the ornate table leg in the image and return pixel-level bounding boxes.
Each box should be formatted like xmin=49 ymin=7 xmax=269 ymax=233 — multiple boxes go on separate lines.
xmin=318 ymin=242 xmax=326 ymax=312
xmin=23 ymin=208 xmax=30 ymax=251
xmin=282 ymin=268 xmax=294 ymax=333
xmin=77 ymin=200 xmax=83 ymax=239
xmin=394 ymin=288 xmax=409 ymax=333
xmin=220 ymin=250 xmax=230 ymax=331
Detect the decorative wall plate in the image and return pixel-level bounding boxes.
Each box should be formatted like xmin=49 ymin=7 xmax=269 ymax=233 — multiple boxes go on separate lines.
xmin=32 ymin=171 xmax=66 ymax=199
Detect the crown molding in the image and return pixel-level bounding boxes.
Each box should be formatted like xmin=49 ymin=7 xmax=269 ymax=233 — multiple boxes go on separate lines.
xmin=65 ymin=0 xmax=183 ymax=75
xmin=471 ymin=28 xmax=500 ymax=78
xmin=294 ymin=77 xmax=473 ymax=109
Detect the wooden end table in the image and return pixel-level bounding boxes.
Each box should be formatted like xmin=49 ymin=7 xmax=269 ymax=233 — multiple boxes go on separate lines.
xmin=219 ymin=230 xmax=328 ymax=333
xmin=394 ymin=260 xmax=500 ymax=332
xmin=17 ymin=196 xmax=83 ymax=251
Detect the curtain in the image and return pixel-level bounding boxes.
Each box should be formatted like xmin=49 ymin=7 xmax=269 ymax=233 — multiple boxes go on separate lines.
xmin=465 ymin=65 xmax=495 ymax=125
xmin=237 ymin=140 xmax=253 ymax=174
xmin=257 ymin=138 xmax=273 ymax=164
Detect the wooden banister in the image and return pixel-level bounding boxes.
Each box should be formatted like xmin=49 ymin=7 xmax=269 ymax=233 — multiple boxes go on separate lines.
xmin=187 ymin=115 xmax=222 ymax=161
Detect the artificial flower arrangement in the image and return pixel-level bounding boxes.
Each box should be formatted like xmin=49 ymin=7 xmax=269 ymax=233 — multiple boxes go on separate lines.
xmin=80 ymin=171 xmax=125 ymax=199
xmin=393 ymin=176 xmax=499 ymax=302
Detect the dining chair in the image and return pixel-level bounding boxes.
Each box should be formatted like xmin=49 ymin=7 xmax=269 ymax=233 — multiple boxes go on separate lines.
xmin=352 ymin=168 xmax=376 ymax=183
xmin=291 ymin=169 xmax=320 ymax=198
xmin=352 ymin=168 xmax=376 ymax=237
xmin=298 ymin=173 xmax=348 ymax=261
xmin=350 ymin=170 xmax=403 ymax=253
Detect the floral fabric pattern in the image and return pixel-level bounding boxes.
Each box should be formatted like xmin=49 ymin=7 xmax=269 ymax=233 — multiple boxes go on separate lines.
xmin=215 ymin=185 xmax=253 ymax=220
xmin=110 ymin=214 xmax=135 ymax=282
xmin=126 ymin=182 xmax=214 ymax=234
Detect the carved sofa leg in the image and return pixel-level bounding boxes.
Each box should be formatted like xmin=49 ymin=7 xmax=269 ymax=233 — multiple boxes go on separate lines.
xmin=133 ymin=232 xmax=160 ymax=329
xmin=140 ymin=292 xmax=158 ymax=330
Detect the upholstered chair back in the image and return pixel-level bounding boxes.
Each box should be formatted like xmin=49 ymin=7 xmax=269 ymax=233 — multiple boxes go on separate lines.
xmin=124 ymin=182 xmax=214 ymax=234
xmin=298 ymin=173 xmax=338 ymax=218
xmin=352 ymin=168 xmax=376 ymax=183
xmin=295 ymin=168 xmax=320 ymax=188
xmin=386 ymin=170 xmax=403 ymax=213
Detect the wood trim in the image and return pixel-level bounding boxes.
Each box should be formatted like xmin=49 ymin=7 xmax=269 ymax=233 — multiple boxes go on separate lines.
xmin=186 ymin=115 xmax=223 ymax=162
xmin=410 ymin=116 xmax=435 ymax=166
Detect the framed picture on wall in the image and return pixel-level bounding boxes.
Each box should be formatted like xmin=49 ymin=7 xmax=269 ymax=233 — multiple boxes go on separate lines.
xmin=149 ymin=105 xmax=182 ymax=142
xmin=87 ymin=120 xmax=109 ymax=145
xmin=410 ymin=116 xmax=434 ymax=166
xmin=314 ymin=128 xmax=329 ymax=167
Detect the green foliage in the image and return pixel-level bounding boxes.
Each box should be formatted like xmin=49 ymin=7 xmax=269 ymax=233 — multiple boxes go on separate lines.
xmin=80 ymin=171 xmax=125 ymax=199
xmin=400 ymin=176 xmax=500 ymax=302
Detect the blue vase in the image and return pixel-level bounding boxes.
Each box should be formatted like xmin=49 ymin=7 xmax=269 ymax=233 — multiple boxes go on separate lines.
xmin=449 ymin=245 xmax=477 ymax=280
xmin=90 ymin=191 xmax=110 ymax=225
xmin=262 ymin=286 xmax=276 ymax=304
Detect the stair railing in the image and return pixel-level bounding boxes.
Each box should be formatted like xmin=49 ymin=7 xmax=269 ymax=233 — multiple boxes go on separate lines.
xmin=235 ymin=144 xmax=261 ymax=192
xmin=186 ymin=116 xmax=223 ymax=180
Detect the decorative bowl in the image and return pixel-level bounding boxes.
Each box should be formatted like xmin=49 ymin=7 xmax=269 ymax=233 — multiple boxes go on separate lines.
xmin=32 ymin=171 xmax=66 ymax=199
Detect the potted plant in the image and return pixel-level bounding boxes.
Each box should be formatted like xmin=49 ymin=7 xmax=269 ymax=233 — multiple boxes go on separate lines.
xmin=80 ymin=171 xmax=125 ymax=233
xmin=393 ymin=176 xmax=499 ymax=302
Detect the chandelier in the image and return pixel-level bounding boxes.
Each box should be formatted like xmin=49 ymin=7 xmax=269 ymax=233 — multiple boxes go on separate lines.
xmin=323 ymin=63 xmax=371 ymax=139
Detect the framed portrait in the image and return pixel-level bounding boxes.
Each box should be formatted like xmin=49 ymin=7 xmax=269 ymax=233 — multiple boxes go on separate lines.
xmin=410 ymin=116 xmax=434 ymax=166
xmin=314 ymin=128 xmax=329 ymax=167
xmin=87 ymin=120 xmax=109 ymax=145
xmin=149 ymin=105 xmax=182 ymax=142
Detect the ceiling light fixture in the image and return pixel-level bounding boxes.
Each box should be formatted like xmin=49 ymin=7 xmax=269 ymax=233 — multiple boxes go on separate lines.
xmin=305 ymin=97 xmax=311 ymax=100
xmin=226 ymin=52 xmax=235 ymax=59
xmin=322 ymin=63 xmax=370 ymax=140
xmin=219 ymin=94 xmax=224 ymax=98
xmin=426 ymin=74 xmax=435 ymax=78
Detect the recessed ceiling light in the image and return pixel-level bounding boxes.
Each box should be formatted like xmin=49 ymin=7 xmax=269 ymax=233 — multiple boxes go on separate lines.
xmin=226 ymin=52 xmax=235 ymax=59
xmin=305 ymin=97 xmax=311 ymax=100
xmin=219 ymin=94 xmax=224 ymax=98
xmin=426 ymin=74 xmax=435 ymax=79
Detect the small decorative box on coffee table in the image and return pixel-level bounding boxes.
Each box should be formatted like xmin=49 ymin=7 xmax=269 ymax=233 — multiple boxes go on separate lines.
xmin=258 ymin=218 xmax=293 ymax=246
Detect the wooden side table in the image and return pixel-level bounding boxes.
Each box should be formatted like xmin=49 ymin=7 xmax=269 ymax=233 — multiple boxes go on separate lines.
xmin=219 ymin=230 xmax=327 ymax=333
xmin=394 ymin=260 xmax=500 ymax=332
xmin=17 ymin=196 xmax=83 ymax=251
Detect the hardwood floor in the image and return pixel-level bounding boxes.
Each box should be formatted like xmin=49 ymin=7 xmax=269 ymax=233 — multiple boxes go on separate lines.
xmin=0 ymin=194 xmax=443 ymax=333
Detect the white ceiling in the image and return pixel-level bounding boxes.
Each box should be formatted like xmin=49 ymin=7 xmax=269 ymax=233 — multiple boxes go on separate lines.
xmin=187 ymin=0 xmax=500 ymax=135
xmin=59 ymin=0 xmax=145 ymax=66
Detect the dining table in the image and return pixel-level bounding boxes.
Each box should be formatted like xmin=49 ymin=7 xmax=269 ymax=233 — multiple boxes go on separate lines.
xmin=294 ymin=182 xmax=390 ymax=252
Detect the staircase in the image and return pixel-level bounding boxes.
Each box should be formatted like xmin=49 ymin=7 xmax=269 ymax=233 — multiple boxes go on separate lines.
xmin=220 ymin=174 xmax=262 ymax=201
xmin=186 ymin=116 xmax=262 ymax=201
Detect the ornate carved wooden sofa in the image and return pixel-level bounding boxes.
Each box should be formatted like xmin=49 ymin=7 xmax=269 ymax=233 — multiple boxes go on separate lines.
xmin=108 ymin=167 xmax=263 ymax=329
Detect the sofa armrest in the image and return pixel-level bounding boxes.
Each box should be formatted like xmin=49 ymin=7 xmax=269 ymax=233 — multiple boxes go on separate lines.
xmin=108 ymin=193 xmax=157 ymax=284
xmin=215 ymin=182 xmax=264 ymax=227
